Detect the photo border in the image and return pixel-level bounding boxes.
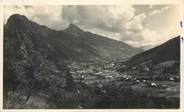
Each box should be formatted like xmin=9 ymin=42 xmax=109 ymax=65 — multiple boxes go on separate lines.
xmin=0 ymin=0 xmax=183 ymax=111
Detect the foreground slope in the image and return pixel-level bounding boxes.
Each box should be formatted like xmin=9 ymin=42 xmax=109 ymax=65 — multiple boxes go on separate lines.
xmin=118 ymin=36 xmax=180 ymax=77
xmin=123 ymin=36 xmax=180 ymax=68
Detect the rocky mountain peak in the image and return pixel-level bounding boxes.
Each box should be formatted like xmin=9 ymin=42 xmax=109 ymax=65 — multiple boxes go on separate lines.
xmin=68 ymin=24 xmax=81 ymax=30
xmin=65 ymin=24 xmax=84 ymax=36
xmin=5 ymin=14 xmax=30 ymax=34
xmin=7 ymin=14 xmax=28 ymax=25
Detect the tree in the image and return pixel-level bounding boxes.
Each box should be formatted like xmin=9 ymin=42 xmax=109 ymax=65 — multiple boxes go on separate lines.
xmin=65 ymin=69 xmax=75 ymax=92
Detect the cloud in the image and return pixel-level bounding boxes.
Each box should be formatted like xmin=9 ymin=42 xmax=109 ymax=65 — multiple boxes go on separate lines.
xmin=149 ymin=5 xmax=153 ymax=9
xmin=149 ymin=6 xmax=170 ymax=16
xmin=126 ymin=13 xmax=146 ymax=31
xmin=62 ymin=5 xmax=147 ymax=43
xmin=62 ymin=5 xmax=135 ymax=32
xmin=121 ymin=5 xmax=178 ymax=48
xmin=123 ymin=26 xmax=179 ymax=48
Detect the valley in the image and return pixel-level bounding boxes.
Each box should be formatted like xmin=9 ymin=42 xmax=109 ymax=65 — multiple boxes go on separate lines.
xmin=3 ymin=14 xmax=180 ymax=109
xmin=69 ymin=59 xmax=179 ymax=97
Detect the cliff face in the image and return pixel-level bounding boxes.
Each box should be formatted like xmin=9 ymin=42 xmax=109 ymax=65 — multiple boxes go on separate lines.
xmin=4 ymin=14 xmax=75 ymax=108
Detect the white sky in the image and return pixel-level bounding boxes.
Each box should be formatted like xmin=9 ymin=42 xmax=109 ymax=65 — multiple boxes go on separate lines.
xmin=4 ymin=5 xmax=180 ymax=48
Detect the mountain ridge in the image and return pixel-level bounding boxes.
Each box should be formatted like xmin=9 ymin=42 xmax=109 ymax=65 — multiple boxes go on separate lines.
xmin=4 ymin=14 xmax=180 ymax=109
xmin=127 ymin=36 xmax=180 ymax=66
xmin=5 ymin=14 xmax=141 ymax=61
xmin=117 ymin=36 xmax=180 ymax=74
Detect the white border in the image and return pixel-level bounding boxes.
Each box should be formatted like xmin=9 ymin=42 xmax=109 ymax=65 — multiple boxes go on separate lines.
xmin=0 ymin=0 xmax=183 ymax=112
xmin=2 ymin=0 xmax=181 ymax=5
xmin=179 ymin=0 xmax=184 ymax=110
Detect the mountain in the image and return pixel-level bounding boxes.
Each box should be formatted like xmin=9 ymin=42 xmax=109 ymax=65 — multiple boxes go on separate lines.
xmin=4 ymin=14 xmax=180 ymax=109
xmin=64 ymin=24 xmax=142 ymax=60
xmin=5 ymin=14 xmax=141 ymax=62
xmin=118 ymin=36 xmax=180 ymax=72
xmin=3 ymin=14 xmax=141 ymax=108
xmin=3 ymin=14 xmax=75 ymax=106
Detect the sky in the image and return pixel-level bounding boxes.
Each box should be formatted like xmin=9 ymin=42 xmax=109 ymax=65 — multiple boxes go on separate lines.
xmin=4 ymin=5 xmax=180 ymax=49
